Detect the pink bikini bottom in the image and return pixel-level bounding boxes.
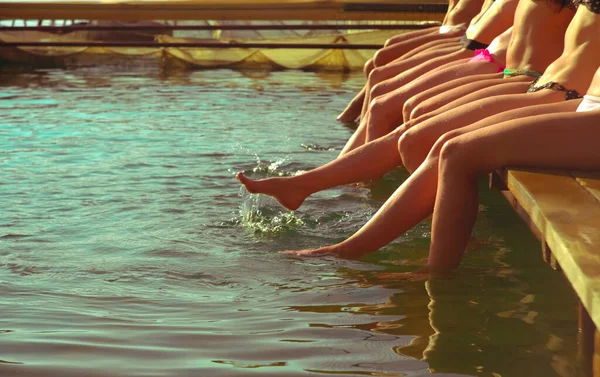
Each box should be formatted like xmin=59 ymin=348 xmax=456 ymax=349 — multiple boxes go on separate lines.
xmin=468 ymin=49 xmax=505 ymax=73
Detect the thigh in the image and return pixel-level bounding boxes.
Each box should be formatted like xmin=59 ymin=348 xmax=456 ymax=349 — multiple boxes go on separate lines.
xmin=411 ymin=74 xmax=507 ymax=117
xmin=375 ymin=34 xmax=460 ymax=66
xmin=376 ymin=49 xmax=473 ymax=95
xmin=450 ymin=109 xmax=600 ymax=173
xmin=379 ymin=45 xmax=462 ymax=82
xmin=412 ymin=61 xmax=503 ymax=101
xmin=405 ymin=62 xmax=504 ymax=115
xmin=400 ymin=38 xmax=461 ymax=60
xmin=431 ymin=77 xmax=534 ymax=116
xmin=384 ymin=27 xmax=439 ymax=46
xmin=408 ymin=89 xmax=567 ymax=150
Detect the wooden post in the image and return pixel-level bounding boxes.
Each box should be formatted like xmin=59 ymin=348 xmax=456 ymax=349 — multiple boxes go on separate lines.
xmin=593 ymin=328 xmax=600 ymax=377
xmin=580 ymin=302 xmax=595 ymax=376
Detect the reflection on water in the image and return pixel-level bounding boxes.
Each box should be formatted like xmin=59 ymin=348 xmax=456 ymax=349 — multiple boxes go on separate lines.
xmin=0 ymin=65 xmax=581 ymax=377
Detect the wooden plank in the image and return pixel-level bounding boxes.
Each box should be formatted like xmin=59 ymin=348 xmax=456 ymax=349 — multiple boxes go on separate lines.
xmin=0 ymin=41 xmax=385 ymax=49
xmin=0 ymin=0 xmax=446 ymax=21
xmin=506 ymin=169 xmax=600 ymax=331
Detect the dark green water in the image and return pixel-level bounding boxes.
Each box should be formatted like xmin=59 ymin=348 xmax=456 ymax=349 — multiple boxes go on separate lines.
xmin=0 ymin=66 xmax=580 ymax=377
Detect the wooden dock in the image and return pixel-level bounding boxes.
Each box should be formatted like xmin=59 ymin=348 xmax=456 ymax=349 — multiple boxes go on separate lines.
xmin=491 ymin=168 xmax=600 ymax=376
xmin=0 ymin=0 xmax=447 ymax=21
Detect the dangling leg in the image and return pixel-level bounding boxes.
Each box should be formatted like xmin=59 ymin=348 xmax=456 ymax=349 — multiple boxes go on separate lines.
xmin=336 ymin=59 xmax=373 ymax=123
xmin=430 ymin=103 xmax=592 ymax=272
xmin=237 ymin=123 xmax=410 ymax=210
xmin=361 ymin=49 xmax=476 ymax=144
xmin=279 ymin=100 xmax=580 ymax=258
xmin=358 ymin=44 xmax=464 ymax=123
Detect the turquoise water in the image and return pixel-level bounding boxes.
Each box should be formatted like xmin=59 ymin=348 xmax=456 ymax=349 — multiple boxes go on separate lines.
xmin=0 ymin=66 xmax=581 ymax=377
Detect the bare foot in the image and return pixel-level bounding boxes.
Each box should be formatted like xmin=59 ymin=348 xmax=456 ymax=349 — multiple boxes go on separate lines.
xmin=280 ymin=246 xmax=339 ymax=257
xmin=336 ymin=111 xmax=358 ymax=124
xmin=337 ymin=92 xmax=365 ymax=123
xmin=236 ymin=172 xmax=308 ymax=211
xmin=375 ymin=269 xmax=431 ymax=282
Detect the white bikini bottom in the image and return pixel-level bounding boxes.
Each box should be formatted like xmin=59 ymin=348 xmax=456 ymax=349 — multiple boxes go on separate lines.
xmin=439 ymin=25 xmax=465 ymax=34
xmin=576 ymin=95 xmax=600 ymax=112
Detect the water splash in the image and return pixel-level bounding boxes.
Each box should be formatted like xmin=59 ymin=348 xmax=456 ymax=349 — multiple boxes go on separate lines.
xmin=239 ymin=191 xmax=306 ymax=236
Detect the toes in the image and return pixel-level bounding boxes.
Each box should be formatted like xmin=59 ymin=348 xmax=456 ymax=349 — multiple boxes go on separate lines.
xmin=236 ymin=172 xmax=258 ymax=193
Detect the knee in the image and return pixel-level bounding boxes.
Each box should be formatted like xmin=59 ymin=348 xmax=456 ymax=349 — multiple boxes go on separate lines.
xmin=369 ymin=81 xmax=388 ymax=102
xmin=398 ymin=128 xmax=427 ymax=173
xmin=403 ymin=96 xmax=419 ymax=121
xmin=411 ymin=102 xmax=430 ymax=120
xmin=383 ymin=37 xmax=396 ymax=48
xmin=373 ymin=48 xmax=391 ymax=68
xmin=368 ymin=95 xmax=389 ymax=121
xmin=431 ymin=130 xmax=463 ymax=157
xmin=438 ymin=137 xmax=473 ymax=176
xmin=367 ymin=67 xmax=387 ymax=88
xmin=363 ymin=58 xmax=374 ymax=77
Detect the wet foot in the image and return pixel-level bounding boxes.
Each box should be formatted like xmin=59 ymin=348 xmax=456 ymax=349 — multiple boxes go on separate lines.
xmin=336 ymin=111 xmax=358 ymax=124
xmin=337 ymin=94 xmax=364 ymax=123
xmin=280 ymin=246 xmax=339 ymax=257
xmin=236 ymin=172 xmax=308 ymax=211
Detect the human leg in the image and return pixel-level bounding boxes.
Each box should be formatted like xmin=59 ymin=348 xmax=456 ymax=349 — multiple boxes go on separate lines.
xmin=383 ymin=27 xmax=440 ymax=47
xmin=394 ymin=37 xmax=462 ymax=62
xmin=338 ymin=36 xmax=461 ymax=123
xmin=403 ymin=70 xmax=503 ymax=121
xmin=237 ymin=123 xmax=409 ymax=210
xmin=358 ymin=44 xmax=464 ymax=122
xmin=355 ymin=49 xmax=477 ymax=148
xmin=410 ymin=75 xmax=534 ymax=122
xmin=398 ymin=81 xmax=557 ymax=172
xmin=430 ymin=103 xmax=592 ymax=271
xmin=280 ymin=100 xmax=581 ymax=258
xmin=336 ymin=59 xmax=373 ymax=123
xmin=374 ymin=33 xmax=462 ymax=67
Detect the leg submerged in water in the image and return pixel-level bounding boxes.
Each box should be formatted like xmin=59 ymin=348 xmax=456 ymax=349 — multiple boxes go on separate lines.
xmin=280 ymin=100 xmax=581 ymax=266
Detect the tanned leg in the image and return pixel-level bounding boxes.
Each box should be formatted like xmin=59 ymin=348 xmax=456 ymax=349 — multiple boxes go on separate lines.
xmin=358 ymin=44 xmax=464 ymax=123
xmin=343 ymin=48 xmax=475 ymax=155
xmin=398 ymin=80 xmax=550 ymax=171
xmin=237 ymin=123 xmax=410 ymax=210
xmin=394 ymin=36 xmax=462 ymax=62
xmin=337 ymin=59 xmax=373 ymax=123
xmin=402 ymin=69 xmax=503 ymax=121
xmin=431 ymin=101 xmax=588 ymax=272
xmin=361 ymin=49 xmax=476 ymax=144
xmin=238 ymin=93 xmax=573 ymax=214
xmin=374 ymin=33 xmax=462 ymax=67
xmin=279 ymin=100 xmax=580 ymax=258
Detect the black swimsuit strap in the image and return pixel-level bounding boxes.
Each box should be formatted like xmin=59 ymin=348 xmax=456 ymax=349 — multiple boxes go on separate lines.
xmin=527 ymin=78 xmax=583 ymax=100
xmin=464 ymin=39 xmax=489 ymax=51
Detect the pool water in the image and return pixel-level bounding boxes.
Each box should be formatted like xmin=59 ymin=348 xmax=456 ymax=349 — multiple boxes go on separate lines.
xmin=0 ymin=66 xmax=581 ymax=377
